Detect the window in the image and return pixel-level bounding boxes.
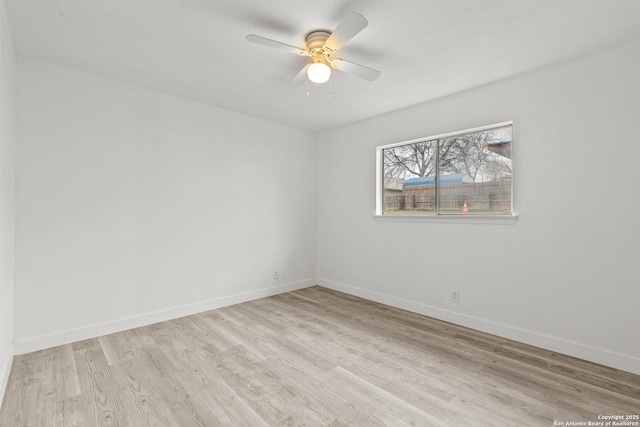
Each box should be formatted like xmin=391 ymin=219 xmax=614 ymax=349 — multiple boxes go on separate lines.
xmin=376 ymin=123 xmax=513 ymax=217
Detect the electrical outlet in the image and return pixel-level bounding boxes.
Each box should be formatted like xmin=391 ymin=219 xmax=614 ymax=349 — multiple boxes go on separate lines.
xmin=273 ymin=271 xmax=279 ymax=280
xmin=450 ymin=289 xmax=460 ymax=303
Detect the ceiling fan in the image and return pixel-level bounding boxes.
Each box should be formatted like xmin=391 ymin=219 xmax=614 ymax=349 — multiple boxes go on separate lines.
xmin=246 ymin=12 xmax=381 ymax=85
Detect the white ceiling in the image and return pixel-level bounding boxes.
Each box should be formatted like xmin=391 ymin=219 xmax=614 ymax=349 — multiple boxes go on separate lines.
xmin=5 ymin=0 xmax=640 ymax=132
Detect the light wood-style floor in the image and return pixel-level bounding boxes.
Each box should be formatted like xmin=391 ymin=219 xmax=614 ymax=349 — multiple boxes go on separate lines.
xmin=1 ymin=286 xmax=638 ymax=426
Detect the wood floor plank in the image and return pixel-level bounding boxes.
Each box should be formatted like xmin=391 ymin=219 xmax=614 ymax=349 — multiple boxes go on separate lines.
xmin=327 ymin=365 xmax=448 ymax=427
xmin=55 ymin=396 xmax=91 ymax=427
xmin=111 ymin=355 xmax=172 ymax=427
xmin=123 ymin=345 xmax=204 ymax=427
xmin=41 ymin=345 xmax=82 ymax=426
xmin=154 ymin=328 xmax=270 ymax=426
xmin=210 ymin=344 xmax=338 ymax=426
xmin=1 ymin=286 xmax=639 ymax=426
xmin=139 ymin=343 xmax=224 ymax=427
xmin=479 ymin=356 xmax=640 ymax=414
xmin=0 ymin=354 xmax=42 ymax=426
xmin=73 ymin=342 xmax=129 ymax=426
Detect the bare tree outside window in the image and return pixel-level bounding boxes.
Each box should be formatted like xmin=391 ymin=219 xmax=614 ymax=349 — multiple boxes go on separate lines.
xmin=380 ymin=124 xmax=512 ymax=215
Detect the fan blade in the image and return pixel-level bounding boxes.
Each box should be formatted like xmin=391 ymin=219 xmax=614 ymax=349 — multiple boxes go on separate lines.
xmin=333 ymin=59 xmax=381 ymax=82
xmin=325 ymin=12 xmax=368 ymax=51
xmin=246 ymin=34 xmax=307 ymax=55
xmin=289 ymin=64 xmax=309 ymax=86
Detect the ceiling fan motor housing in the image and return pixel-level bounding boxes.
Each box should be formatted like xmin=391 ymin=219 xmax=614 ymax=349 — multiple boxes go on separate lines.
xmin=306 ymin=31 xmax=331 ymax=51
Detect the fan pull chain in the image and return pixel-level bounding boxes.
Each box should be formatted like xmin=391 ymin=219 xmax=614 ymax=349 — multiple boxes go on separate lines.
xmin=303 ymin=79 xmax=334 ymax=98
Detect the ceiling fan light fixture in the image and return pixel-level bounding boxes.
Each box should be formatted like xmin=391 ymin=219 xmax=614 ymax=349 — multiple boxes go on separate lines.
xmin=246 ymin=12 xmax=381 ymax=85
xmin=307 ymin=61 xmax=331 ymax=84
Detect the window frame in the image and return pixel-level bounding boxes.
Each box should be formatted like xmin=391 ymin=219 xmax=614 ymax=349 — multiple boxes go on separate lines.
xmin=375 ymin=121 xmax=517 ymax=224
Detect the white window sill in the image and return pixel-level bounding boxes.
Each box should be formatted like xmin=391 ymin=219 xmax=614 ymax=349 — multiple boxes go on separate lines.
xmin=373 ymin=214 xmax=517 ymax=225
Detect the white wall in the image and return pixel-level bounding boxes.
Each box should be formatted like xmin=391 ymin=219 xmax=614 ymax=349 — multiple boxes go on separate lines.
xmin=0 ymin=0 xmax=15 ymax=404
xmin=14 ymin=59 xmax=316 ymax=352
xmin=316 ymin=40 xmax=640 ymax=374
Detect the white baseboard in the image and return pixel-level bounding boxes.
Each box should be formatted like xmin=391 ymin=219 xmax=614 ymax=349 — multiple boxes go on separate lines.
xmin=0 ymin=342 xmax=14 ymax=407
xmin=318 ymin=278 xmax=640 ymax=375
xmin=14 ymin=279 xmax=315 ymax=355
